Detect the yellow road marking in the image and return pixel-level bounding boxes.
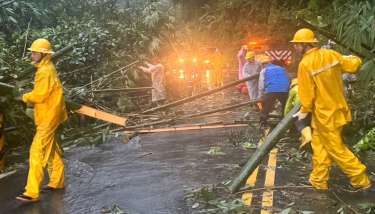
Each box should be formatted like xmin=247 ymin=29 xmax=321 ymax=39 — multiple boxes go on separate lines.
xmin=261 ymin=148 xmax=278 ymax=214
xmin=241 ymin=167 xmax=259 ymax=205
xmin=241 ymin=128 xmax=269 ymax=206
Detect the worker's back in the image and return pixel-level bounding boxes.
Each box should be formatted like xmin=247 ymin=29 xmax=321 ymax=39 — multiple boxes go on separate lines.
xmin=297 ymin=48 xmax=362 ymax=129
xmin=264 ymin=63 xmax=290 ymax=93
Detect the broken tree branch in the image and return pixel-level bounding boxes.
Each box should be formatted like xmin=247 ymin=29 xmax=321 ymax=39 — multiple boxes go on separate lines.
xmin=142 ymin=74 xmax=259 ymax=114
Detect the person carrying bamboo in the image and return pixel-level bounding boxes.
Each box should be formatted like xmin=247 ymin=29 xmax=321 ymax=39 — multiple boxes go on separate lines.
xmin=139 ymin=58 xmax=167 ymax=107
xmin=16 ymin=38 xmax=68 ymax=202
xmin=291 ymin=28 xmax=372 ymax=191
xmin=236 ymin=45 xmax=248 ymax=94
xmin=242 ymin=51 xmax=262 ymax=101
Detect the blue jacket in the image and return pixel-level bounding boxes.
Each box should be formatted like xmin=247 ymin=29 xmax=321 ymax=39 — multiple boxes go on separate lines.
xmin=259 ymin=64 xmax=290 ymax=95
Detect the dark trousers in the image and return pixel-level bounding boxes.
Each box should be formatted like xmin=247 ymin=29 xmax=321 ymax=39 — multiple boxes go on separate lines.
xmin=260 ymin=92 xmax=288 ymax=124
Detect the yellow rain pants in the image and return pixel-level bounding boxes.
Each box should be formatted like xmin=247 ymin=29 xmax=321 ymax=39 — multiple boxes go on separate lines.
xmin=310 ymin=127 xmax=370 ymax=189
xmin=297 ymin=48 xmax=371 ymax=190
xmin=22 ymin=55 xmax=67 ymax=199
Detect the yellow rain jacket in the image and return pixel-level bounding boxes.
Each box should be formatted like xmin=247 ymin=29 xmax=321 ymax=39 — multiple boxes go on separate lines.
xmin=298 ymin=47 xmax=370 ymax=190
xmin=22 ymin=55 xmax=67 ymax=199
xmin=23 ymin=55 xmax=67 ymax=128
xmin=297 ymin=48 xmax=361 ymax=130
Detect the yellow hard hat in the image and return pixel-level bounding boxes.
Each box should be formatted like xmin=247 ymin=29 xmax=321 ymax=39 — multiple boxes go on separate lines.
xmin=257 ymin=54 xmax=272 ymax=63
xmin=290 ymin=28 xmax=318 ymax=43
xmin=28 ymin=38 xmax=54 ymax=54
xmin=245 ymin=51 xmax=254 ymax=60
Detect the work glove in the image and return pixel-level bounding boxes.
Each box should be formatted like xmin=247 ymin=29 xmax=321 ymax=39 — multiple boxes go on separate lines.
xmin=300 ymin=126 xmax=312 ymax=150
xmin=293 ymin=111 xmax=309 ymax=120
xmin=294 ymin=113 xmax=312 ymax=151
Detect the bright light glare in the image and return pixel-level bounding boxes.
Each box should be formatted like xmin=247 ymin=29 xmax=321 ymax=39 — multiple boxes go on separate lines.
xmin=179 ymin=69 xmax=184 ymax=79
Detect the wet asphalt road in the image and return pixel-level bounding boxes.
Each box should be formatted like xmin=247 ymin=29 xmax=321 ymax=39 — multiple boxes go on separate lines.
xmin=0 ymin=127 xmax=252 ymax=214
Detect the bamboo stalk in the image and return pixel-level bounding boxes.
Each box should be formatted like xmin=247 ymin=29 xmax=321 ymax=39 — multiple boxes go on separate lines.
xmin=19 ymin=44 xmax=75 ymax=81
xmin=51 ymin=44 xmax=75 ymax=60
xmin=122 ymin=118 xmax=175 ymax=130
xmin=4 ymin=127 xmax=17 ymax=132
xmin=180 ymin=100 xmax=257 ymax=119
xmin=228 ymin=104 xmax=300 ymax=193
xmin=0 ymin=82 xmax=128 ymax=126
xmin=92 ymin=87 xmax=153 ymax=93
xmin=124 ymin=123 xmax=249 ymax=134
xmin=22 ymin=18 xmax=32 ymax=58
xmin=119 ymin=100 xmax=258 ymax=131
xmin=76 ymin=61 xmax=138 ymax=90
xmin=142 ymin=74 xmax=259 ymax=114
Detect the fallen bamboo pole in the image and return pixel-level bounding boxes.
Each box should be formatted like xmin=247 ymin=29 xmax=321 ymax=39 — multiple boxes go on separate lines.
xmin=52 ymin=44 xmax=75 ymax=60
xmin=142 ymin=74 xmax=259 ymax=114
xmin=121 ymin=118 xmax=175 ymax=130
xmin=75 ymin=60 xmax=139 ymax=90
xmin=17 ymin=44 xmax=75 ymax=82
xmin=4 ymin=127 xmax=17 ymax=132
xmin=124 ymin=123 xmax=249 ymax=134
xmin=0 ymin=83 xmax=128 ymax=127
xmin=228 ymin=104 xmax=300 ymax=193
xmin=179 ymin=100 xmax=257 ymax=119
xmin=92 ymin=87 xmax=153 ymax=93
xmin=119 ymin=99 xmax=258 ymax=131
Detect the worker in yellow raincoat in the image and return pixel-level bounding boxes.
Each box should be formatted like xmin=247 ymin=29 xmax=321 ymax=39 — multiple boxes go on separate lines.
xmin=16 ymin=38 xmax=68 ymax=202
xmin=291 ymin=28 xmax=371 ymax=191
